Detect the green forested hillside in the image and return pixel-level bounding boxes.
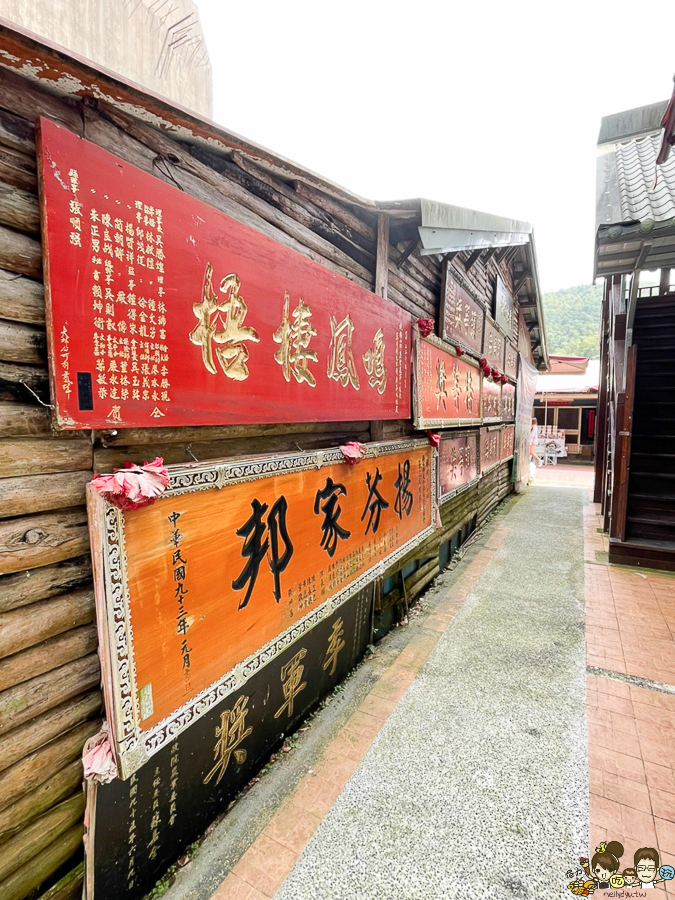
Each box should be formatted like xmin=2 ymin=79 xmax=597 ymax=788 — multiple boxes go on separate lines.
xmin=541 ymin=283 xmax=602 ymax=357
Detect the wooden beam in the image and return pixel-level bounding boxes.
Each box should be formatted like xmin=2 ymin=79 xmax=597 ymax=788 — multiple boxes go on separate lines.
xmin=464 ymin=249 xmax=482 ymax=271
xmin=375 ymin=213 xmax=389 ymax=299
xmin=395 ymin=238 xmax=418 ymax=269
xmin=512 ymin=273 xmax=530 ymax=296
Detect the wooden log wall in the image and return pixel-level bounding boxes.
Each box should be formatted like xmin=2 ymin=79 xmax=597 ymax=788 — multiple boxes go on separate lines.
xmin=0 ymin=65 xmax=521 ymax=898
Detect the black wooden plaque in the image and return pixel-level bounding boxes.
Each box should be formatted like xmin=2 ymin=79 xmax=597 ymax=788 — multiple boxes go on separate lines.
xmin=86 ymin=586 xmax=373 ymax=900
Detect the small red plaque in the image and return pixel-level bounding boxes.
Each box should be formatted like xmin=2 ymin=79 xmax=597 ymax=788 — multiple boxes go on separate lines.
xmin=483 ymin=317 xmax=505 ymax=371
xmin=440 ymin=267 xmax=484 ymax=356
xmin=438 ymin=431 xmax=479 ymax=501
xmin=480 ymin=426 xmax=501 ymax=473
xmin=414 ymin=333 xmax=482 ymax=429
xmin=501 ymin=424 xmax=515 ymax=460
xmin=501 ymin=382 xmax=516 ymax=420
xmin=482 ymin=376 xmax=502 ymax=421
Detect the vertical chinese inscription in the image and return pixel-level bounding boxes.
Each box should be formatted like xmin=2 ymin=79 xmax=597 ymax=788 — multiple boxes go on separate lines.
xmin=84 ymin=192 xmax=172 ymax=421
xmin=167 ymin=511 xmax=192 ymax=693
xmin=169 ymin=742 xmax=179 ymax=825
xmin=59 ymin=325 xmax=73 ymax=398
xmin=148 ymin=765 xmax=162 ymax=860
xmin=126 ymin=772 xmax=138 ymax=891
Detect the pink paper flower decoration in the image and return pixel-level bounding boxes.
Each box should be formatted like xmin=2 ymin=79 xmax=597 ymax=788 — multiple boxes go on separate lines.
xmin=454 ymin=346 xmax=465 ymax=357
xmin=416 ymin=318 xmax=435 ymax=337
xmin=91 ymin=456 xmax=169 ymax=510
xmin=82 ymin=723 xmax=118 ymax=784
xmin=427 ymin=432 xmax=441 ymax=448
xmin=340 ymin=441 xmax=368 ymax=465
xmin=479 ymin=357 xmax=488 ymax=368
xmin=491 ymin=368 xmax=500 ymax=380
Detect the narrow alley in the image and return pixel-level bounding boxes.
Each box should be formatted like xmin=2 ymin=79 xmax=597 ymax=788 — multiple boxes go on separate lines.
xmin=164 ymin=470 xmax=675 ymax=899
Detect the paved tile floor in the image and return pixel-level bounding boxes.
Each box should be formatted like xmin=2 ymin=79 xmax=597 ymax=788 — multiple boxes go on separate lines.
xmin=205 ymin=470 xmax=675 ymax=899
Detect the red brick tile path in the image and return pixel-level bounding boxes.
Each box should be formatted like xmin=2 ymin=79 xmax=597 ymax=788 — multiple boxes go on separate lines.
xmin=585 ymin=494 xmax=675 ymax=894
xmin=209 ymin=528 xmax=509 ymax=899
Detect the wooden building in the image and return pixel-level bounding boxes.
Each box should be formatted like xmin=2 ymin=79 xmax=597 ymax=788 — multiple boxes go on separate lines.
xmin=594 ymin=98 xmax=675 ymax=569
xmin=0 ymin=19 xmax=546 ymax=899
xmin=535 ymin=356 xmax=599 ymax=458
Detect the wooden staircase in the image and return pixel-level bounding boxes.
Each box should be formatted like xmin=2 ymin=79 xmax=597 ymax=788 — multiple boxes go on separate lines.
xmin=615 ymin=295 xmax=675 ymax=567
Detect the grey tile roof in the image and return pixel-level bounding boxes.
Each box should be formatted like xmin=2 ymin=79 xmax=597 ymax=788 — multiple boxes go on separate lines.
xmin=614 ymin=132 xmax=675 ymax=223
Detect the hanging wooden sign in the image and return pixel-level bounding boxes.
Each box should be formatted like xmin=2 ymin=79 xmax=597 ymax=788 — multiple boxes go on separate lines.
xmin=413 ymin=332 xmax=482 ymax=429
xmin=504 ymin=340 xmax=519 ymax=381
xmin=37 ymin=118 xmax=411 ymax=430
xmin=87 ymin=440 xmax=435 ymax=777
xmin=84 ymin=585 xmax=372 ymax=900
xmin=500 ymin=381 xmax=516 ymax=420
xmin=480 ymin=426 xmax=501 ymax=473
xmin=501 ymin=424 xmax=515 ymax=460
xmin=482 ymin=316 xmax=505 ymax=372
xmin=493 ymin=273 xmax=515 ymax=337
xmin=439 ymin=265 xmax=484 ymax=356
xmin=482 ymin=376 xmax=502 ymax=422
xmin=438 ymin=431 xmax=479 ymax=503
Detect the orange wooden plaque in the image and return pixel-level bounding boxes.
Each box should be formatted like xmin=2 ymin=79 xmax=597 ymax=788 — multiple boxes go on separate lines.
xmin=88 ymin=440 xmax=435 ymax=776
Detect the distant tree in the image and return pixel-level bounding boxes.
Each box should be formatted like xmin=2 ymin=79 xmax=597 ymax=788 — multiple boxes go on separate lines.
xmin=541 ymin=283 xmax=603 ymax=357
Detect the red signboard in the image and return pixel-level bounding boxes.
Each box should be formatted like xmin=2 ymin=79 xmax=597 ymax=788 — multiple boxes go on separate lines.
xmin=504 ymin=341 xmax=518 ymax=381
xmin=493 ymin=274 xmax=515 ymax=338
xmin=501 ymin=424 xmax=515 ymax=460
xmin=38 ymin=119 xmax=411 ymax=430
xmin=440 ymin=267 xmax=484 ymax=356
xmin=414 ymin=333 xmax=481 ymax=429
xmin=501 ymin=382 xmax=516 ymax=420
xmin=480 ymin=426 xmax=501 ymax=473
xmin=438 ymin=431 xmax=479 ymax=501
xmin=482 ymin=376 xmax=502 ymax=421
xmin=483 ymin=317 xmax=505 ymax=371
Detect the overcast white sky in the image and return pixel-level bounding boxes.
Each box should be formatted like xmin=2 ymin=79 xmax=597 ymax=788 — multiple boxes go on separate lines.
xmin=196 ymin=0 xmax=675 ymax=293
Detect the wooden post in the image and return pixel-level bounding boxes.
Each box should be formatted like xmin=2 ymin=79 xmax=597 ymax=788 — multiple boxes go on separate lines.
xmin=660 ymin=267 xmax=671 ymax=295
xmin=375 ymin=213 xmax=389 ymax=299
xmin=594 ymin=281 xmax=610 ymax=504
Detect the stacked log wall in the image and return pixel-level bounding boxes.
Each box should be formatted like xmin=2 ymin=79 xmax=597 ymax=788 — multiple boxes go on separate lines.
xmin=0 ymin=66 xmax=515 ymax=898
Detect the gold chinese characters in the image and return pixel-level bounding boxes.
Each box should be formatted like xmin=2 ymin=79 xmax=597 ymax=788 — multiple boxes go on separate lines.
xmin=190 ymin=263 xmax=260 ymax=381
xmin=204 ymin=695 xmax=253 ymax=785
xmin=327 ymin=315 xmax=360 ymax=390
xmin=363 ymin=328 xmax=387 ymax=394
xmin=273 ymin=292 xmax=318 ymax=386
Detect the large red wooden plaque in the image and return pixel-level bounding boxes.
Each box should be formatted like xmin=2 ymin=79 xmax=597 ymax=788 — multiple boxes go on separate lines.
xmin=38 ymin=119 xmax=411 ymax=430
xmin=438 ymin=431 xmax=478 ymax=502
xmin=483 ymin=316 xmax=505 ymax=371
xmin=88 ymin=440 xmax=434 ymax=776
xmin=480 ymin=426 xmax=501 ymax=473
xmin=440 ymin=267 xmax=484 ymax=356
xmin=501 ymin=424 xmax=515 ymax=460
xmin=482 ymin=376 xmax=502 ymax=422
xmin=501 ymin=382 xmax=516 ymax=420
xmin=504 ymin=340 xmax=519 ymax=381
xmin=413 ymin=333 xmax=481 ymax=429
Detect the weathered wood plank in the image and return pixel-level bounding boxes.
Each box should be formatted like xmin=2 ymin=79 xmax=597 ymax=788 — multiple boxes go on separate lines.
xmin=0 ymin=360 xmax=49 ymax=403
xmin=93 ymin=428 xmax=370 ymax=472
xmin=0 ymin=470 xmax=91 ymax=519
xmin=0 ymin=794 xmax=84 ymax=883
xmin=0 ymin=184 xmax=40 ymax=234
xmin=97 ymin=418 xmax=366 ymax=447
xmin=0 ymin=108 xmax=36 ymax=157
xmin=375 ymin=213 xmax=389 ymax=299
xmin=0 ymin=268 xmax=45 ymax=326
xmin=0 ymin=591 xmax=95 ymax=660
xmin=0 ymin=318 xmax=46 ymax=365
xmin=294 ymin=181 xmax=376 ymax=241
xmin=0 ymin=224 xmax=42 ymax=279
xmin=0 ymin=147 xmax=36 ymax=193
xmin=0 ymin=823 xmax=83 ymax=900
xmin=0 ymin=556 xmax=92 ymax=614
xmin=0 ymin=438 xmax=92 ymax=479
xmin=0 ymin=68 xmax=82 ymax=134
xmin=0 ymin=690 xmax=100 ymax=773
xmin=0 ymin=654 xmax=100 ymax=737
xmin=0 ymin=508 xmax=90 ymax=576
xmin=0 ymin=400 xmax=51 ymax=438
xmin=37 ymin=860 xmax=84 ymax=900
xmin=0 ymin=759 xmax=83 ymax=838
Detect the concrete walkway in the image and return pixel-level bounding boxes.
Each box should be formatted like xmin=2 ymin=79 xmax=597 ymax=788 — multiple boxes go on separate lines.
xmin=269 ymin=486 xmax=589 ymax=900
